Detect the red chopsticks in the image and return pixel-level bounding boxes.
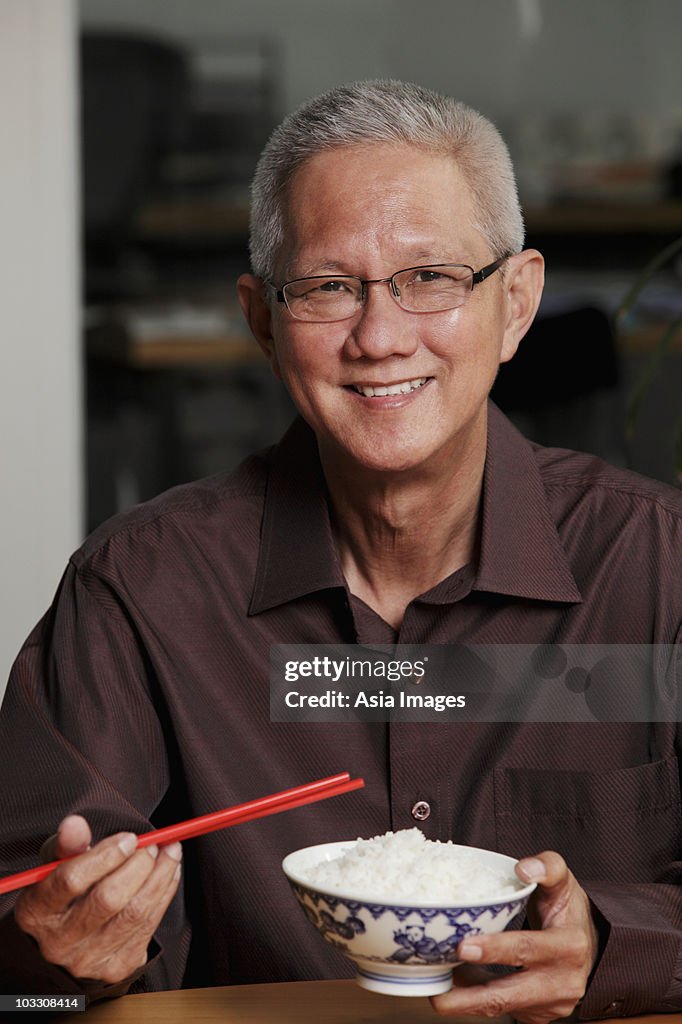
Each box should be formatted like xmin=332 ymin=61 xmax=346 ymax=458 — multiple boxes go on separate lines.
xmin=0 ymin=771 xmax=364 ymax=896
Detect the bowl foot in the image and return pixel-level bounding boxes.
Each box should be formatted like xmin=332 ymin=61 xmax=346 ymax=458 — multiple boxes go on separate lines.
xmin=356 ymin=964 xmax=453 ymax=997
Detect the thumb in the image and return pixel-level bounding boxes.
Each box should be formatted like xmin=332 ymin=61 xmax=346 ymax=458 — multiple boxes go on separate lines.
xmin=516 ymin=850 xmax=576 ymax=930
xmin=516 ymin=849 xmax=569 ymax=889
xmin=41 ymin=814 xmax=92 ymax=862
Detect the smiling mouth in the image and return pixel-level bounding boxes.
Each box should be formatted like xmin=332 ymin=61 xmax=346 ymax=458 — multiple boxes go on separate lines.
xmin=348 ymin=377 xmax=430 ymax=398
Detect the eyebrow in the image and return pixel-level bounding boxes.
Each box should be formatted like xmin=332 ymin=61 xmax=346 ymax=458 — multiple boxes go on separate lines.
xmin=292 ymin=262 xmax=348 ymax=277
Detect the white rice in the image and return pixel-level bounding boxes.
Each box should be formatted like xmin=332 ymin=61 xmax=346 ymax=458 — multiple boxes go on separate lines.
xmin=302 ymin=829 xmax=522 ymax=902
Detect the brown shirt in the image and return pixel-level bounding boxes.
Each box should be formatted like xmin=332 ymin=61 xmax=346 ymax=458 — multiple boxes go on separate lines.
xmin=1 ymin=403 xmax=681 ymax=1017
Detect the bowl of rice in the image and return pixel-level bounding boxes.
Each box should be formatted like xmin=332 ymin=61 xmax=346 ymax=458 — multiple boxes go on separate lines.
xmin=282 ymin=828 xmax=535 ymax=997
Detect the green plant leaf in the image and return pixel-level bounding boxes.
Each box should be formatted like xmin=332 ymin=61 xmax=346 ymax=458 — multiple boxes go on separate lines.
xmin=615 ymin=236 xmax=682 ymax=325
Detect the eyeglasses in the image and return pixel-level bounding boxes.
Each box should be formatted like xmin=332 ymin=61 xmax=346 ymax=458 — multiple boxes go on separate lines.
xmin=269 ymin=258 xmax=506 ymax=323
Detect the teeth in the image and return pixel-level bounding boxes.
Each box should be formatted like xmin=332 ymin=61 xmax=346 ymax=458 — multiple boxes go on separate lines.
xmin=353 ymin=377 xmax=427 ymax=398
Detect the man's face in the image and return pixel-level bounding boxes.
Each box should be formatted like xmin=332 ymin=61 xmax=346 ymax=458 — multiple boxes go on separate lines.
xmin=241 ymin=143 xmax=539 ymax=476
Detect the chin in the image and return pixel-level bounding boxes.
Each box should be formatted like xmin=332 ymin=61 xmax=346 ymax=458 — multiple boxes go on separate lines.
xmin=324 ymin=429 xmax=439 ymax=477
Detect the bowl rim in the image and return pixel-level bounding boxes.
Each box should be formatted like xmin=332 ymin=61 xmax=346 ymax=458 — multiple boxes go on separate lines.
xmin=282 ymin=839 xmax=537 ymax=909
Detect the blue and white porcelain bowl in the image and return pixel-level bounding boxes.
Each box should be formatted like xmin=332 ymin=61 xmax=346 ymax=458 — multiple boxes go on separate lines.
xmin=282 ymin=840 xmax=535 ymax=998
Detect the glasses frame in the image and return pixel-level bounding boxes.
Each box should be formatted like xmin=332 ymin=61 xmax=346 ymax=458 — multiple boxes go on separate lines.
xmin=268 ymin=257 xmax=507 ymax=322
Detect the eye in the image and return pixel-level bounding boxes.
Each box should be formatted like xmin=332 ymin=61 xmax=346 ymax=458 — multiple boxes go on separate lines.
xmin=412 ymin=269 xmax=447 ymax=285
xmin=287 ymin=276 xmax=356 ymax=300
xmin=317 ymin=279 xmax=351 ymax=293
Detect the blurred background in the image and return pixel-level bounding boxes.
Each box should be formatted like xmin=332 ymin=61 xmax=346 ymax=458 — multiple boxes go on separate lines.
xmin=2 ymin=0 xmax=681 ymax=688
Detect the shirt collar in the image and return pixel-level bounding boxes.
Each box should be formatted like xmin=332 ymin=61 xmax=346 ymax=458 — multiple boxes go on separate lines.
xmin=249 ymin=404 xmax=581 ymax=615
xmin=473 ymin=402 xmax=582 ymax=603
xmin=249 ymin=418 xmax=345 ymax=614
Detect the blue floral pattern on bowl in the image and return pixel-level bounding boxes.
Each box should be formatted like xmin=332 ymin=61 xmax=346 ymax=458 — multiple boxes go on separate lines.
xmin=282 ymin=840 xmax=535 ymax=998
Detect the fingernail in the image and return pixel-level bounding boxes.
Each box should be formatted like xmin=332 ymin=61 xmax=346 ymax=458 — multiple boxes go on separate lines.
xmin=518 ymin=857 xmax=545 ymax=882
xmin=458 ymin=941 xmax=483 ymax=961
xmin=118 ymin=833 xmax=137 ymax=856
xmin=61 ymin=814 xmax=85 ymax=829
xmin=164 ymin=842 xmax=183 ymax=862
xmin=146 ymin=844 xmax=159 ymax=860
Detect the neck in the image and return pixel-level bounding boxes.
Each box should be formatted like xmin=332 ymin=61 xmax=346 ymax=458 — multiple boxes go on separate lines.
xmin=320 ymin=418 xmax=487 ymax=630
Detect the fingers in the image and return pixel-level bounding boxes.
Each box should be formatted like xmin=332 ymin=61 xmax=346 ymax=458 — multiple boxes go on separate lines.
xmin=429 ymin=853 xmax=599 ymax=1024
xmin=431 ymin=966 xmax=584 ymax=1023
xmin=517 ymin=850 xmax=597 ymax=940
xmin=457 ymin=924 xmax=592 ymax=972
xmin=433 ymin=924 xmax=588 ymax=1023
xmin=61 ymin=844 xmax=164 ymax=935
xmin=27 ymin=831 xmax=140 ymax=917
xmin=16 ymin=831 xmax=140 ymax=964
xmin=53 ymin=844 xmax=183 ymax=983
xmin=56 ymin=815 xmax=93 ymax=858
xmin=74 ymin=842 xmax=182 ymax=935
xmin=40 ymin=814 xmax=92 ymax=863
xmin=516 ymin=849 xmax=569 ymax=888
xmin=86 ymin=844 xmax=182 ymax=983
xmin=15 ymin=834 xmax=183 ymax=985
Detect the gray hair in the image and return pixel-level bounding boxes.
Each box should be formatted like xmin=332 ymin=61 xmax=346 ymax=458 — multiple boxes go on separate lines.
xmin=248 ymin=79 xmax=525 ymax=281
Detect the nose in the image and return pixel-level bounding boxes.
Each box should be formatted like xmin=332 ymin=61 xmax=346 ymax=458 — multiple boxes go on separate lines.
xmin=343 ymin=279 xmax=419 ymax=361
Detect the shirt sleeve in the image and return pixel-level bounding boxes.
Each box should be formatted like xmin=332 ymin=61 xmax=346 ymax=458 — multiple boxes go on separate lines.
xmin=578 ymin=635 xmax=682 ymax=1018
xmin=0 ymin=560 xmax=191 ymax=1000
xmin=579 ymin=879 xmax=682 ymax=1019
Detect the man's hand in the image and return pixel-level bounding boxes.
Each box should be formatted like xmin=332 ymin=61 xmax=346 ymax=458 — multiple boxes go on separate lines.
xmin=431 ymin=851 xmax=598 ymax=1024
xmin=14 ymin=815 xmax=182 ymax=985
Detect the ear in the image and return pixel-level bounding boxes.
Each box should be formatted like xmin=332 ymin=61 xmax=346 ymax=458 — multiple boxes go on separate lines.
xmin=499 ymin=249 xmax=545 ymax=364
xmin=237 ymin=273 xmax=282 ymax=378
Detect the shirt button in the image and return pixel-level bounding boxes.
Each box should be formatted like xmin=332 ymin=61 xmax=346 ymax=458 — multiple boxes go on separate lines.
xmin=411 ymin=801 xmax=431 ymax=821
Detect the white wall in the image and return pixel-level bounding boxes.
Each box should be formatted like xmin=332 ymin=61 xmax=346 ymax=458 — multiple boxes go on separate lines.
xmin=0 ymin=0 xmax=82 ymax=696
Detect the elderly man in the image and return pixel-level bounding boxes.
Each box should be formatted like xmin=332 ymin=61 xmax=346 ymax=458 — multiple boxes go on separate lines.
xmin=1 ymin=81 xmax=680 ymax=1022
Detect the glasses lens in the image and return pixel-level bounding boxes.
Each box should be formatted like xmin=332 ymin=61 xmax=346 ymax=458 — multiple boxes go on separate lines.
xmin=284 ymin=277 xmax=362 ymax=322
xmin=393 ymin=265 xmax=473 ymax=312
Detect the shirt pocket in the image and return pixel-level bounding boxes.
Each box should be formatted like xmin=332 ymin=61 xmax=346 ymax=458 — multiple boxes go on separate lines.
xmin=493 ymin=756 xmax=681 ymax=883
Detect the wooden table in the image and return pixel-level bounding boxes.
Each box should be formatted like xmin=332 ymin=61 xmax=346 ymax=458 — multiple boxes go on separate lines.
xmin=59 ymin=979 xmax=682 ymax=1024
